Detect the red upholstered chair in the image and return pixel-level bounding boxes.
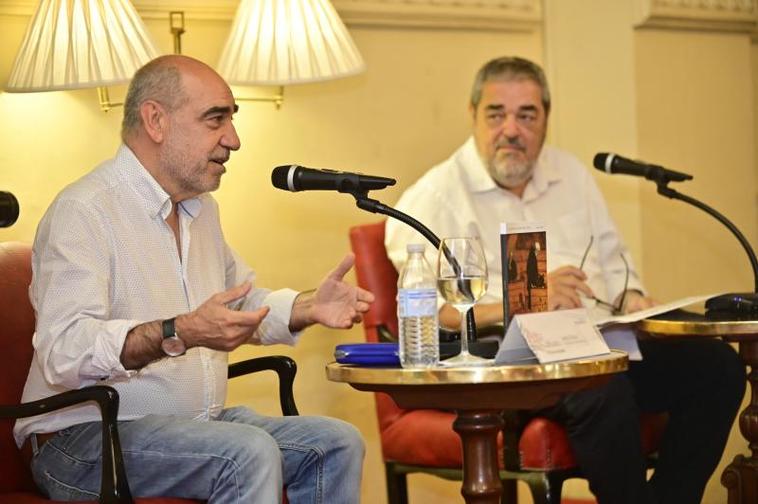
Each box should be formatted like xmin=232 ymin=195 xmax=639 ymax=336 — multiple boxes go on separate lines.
xmin=0 ymin=242 xmax=296 ymax=504
xmin=349 ymin=221 xmax=667 ymax=504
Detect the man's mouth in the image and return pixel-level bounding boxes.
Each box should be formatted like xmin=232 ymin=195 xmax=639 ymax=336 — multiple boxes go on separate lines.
xmin=496 ymin=147 xmax=525 ymax=159
xmin=496 ymin=142 xmax=525 ymax=152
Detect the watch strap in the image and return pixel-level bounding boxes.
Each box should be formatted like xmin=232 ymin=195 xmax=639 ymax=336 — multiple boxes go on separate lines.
xmin=162 ymin=317 xmax=176 ymax=339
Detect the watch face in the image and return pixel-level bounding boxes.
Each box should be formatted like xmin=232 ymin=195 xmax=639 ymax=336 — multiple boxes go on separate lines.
xmin=161 ymin=335 xmax=186 ymax=357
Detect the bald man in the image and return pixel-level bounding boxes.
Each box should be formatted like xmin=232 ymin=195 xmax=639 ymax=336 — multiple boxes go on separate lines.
xmin=14 ymin=55 xmax=371 ymax=503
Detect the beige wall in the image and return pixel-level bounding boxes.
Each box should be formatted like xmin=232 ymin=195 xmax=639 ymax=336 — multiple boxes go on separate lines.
xmin=1 ymin=1 xmax=756 ymax=503
xmin=544 ymin=0 xmax=645 ymax=271
xmin=636 ymin=30 xmax=756 ymax=299
xmin=635 ymin=29 xmax=756 ymax=504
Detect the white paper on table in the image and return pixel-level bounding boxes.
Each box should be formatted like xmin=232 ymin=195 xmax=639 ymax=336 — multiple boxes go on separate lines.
xmin=495 ymin=308 xmax=611 ymax=364
xmin=589 ymin=293 xmax=720 ymax=361
xmin=590 ymin=293 xmax=719 ymax=327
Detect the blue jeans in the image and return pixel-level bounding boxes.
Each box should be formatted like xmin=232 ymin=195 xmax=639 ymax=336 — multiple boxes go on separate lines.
xmin=30 ymin=406 xmax=365 ymax=503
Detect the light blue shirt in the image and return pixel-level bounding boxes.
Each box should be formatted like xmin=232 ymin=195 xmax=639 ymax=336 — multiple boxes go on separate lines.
xmin=15 ymin=144 xmax=299 ymax=446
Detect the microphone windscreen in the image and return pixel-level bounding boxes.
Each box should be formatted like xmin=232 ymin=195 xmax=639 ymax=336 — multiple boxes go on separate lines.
xmin=593 ymin=153 xmax=611 ymax=170
xmin=271 ymin=165 xmax=294 ymax=190
xmin=0 ymin=191 xmax=19 ymax=228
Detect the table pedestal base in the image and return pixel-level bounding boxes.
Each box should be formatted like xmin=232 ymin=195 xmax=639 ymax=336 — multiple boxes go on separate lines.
xmin=453 ymin=410 xmax=504 ymax=504
xmin=326 ymin=354 xmax=626 ymax=504
xmin=722 ymin=339 xmax=758 ymax=504
xmin=722 ymin=454 xmax=758 ymax=504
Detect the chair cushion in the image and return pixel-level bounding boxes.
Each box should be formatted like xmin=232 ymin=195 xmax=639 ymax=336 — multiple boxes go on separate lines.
xmin=380 ymin=408 xmax=503 ymax=468
xmin=519 ymin=413 xmax=667 ymax=470
xmin=517 ymin=417 xmax=576 ymax=470
xmin=379 ymin=404 xmax=667 ymax=471
xmin=0 ymin=243 xmax=37 ymax=495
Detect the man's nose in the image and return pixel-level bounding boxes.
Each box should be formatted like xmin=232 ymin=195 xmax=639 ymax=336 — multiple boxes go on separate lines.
xmin=222 ymin=123 xmax=241 ymax=151
xmin=501 ymin=113 xmax=520 ymax=137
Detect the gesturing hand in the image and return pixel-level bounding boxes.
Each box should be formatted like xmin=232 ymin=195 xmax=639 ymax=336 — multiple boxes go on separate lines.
xmin=290 ymin=253 xmax=375 ymax=331
xmin=178 ymin=282 xmax=270 ymax=352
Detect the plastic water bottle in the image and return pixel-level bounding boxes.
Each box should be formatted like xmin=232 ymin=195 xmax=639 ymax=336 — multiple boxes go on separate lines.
xmin=397 ymin=243 xmax=440 ymax=368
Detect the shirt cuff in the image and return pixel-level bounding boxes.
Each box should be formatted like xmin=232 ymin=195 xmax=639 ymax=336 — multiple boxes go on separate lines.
xmin=256 ymin=288 xmax=302 ymax=345
xmin=89 ymin=319 xmax=141 ymax=381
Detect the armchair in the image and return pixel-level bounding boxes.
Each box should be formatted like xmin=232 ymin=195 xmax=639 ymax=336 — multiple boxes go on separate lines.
xmin=0 ymin=241 xmax=297 ymax=504
xmin=349 ymin=221 xmax=667 ymax=504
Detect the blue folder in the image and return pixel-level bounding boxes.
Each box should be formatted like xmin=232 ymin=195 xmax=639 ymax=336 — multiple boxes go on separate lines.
xmin=334 ymin=343 xmax=400 ymax=366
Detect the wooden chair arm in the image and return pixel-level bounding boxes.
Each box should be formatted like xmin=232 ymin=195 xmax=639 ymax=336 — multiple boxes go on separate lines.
xmin=0 ymin=385 xmax=132 ymax=504
xmin=228 ymin=355 xmax=299 ymax=416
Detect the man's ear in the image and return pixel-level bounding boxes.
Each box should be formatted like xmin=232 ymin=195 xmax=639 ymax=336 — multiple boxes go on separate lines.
xmin=140 ymin=100 xmax=168 ymax=143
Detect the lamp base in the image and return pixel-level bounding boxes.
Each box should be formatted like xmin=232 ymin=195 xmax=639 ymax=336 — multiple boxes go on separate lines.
xmin=705 ymin=292 xmax=758 ymax=316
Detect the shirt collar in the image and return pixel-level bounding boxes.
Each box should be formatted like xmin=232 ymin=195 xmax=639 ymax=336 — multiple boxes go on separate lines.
xmin=520 ymin=146 xmax=562 ymax=202
xmin=460 ymin=136 xmax=562 ymax=202
xmin=116 ymin=144 xmax=203 ymax=221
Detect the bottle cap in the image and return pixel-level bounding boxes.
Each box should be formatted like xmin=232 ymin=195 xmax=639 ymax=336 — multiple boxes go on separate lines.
xmin=406 ymin=243 xmax=425 ymax=253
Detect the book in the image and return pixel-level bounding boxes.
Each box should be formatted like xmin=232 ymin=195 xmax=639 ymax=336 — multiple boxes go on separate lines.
xmin=500 ymin=222 xmax=548 ymax=328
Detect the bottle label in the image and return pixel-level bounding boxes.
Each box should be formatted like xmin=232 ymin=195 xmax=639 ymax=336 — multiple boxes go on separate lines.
xmin=398 ymin=289 xmax=437 ymax=317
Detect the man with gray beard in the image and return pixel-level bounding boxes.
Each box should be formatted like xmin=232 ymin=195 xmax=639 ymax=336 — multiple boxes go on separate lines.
xmin=385 ymin=56 xmax=744 ymax=504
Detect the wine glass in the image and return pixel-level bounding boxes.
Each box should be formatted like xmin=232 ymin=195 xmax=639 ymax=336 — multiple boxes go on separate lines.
xmin=436 ymin=237 xmax=490 ymax=366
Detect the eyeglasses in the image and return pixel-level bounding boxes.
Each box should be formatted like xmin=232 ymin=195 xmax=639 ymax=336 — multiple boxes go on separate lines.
xmin=579 ymin=235 xmax=629 ymax=315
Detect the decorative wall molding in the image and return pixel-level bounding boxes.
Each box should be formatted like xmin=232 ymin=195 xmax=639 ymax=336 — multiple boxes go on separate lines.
xmin=332 ymin=0 xmax=541 ymax=31
xmin=4 ymin=0 xmax=754 ymax=37
xmin=0 ymin=0 xmax=543 ymax=31
xmin=133 ymin=0 xmax=238 ymax=21
xmin=635 ymin=0 xmax=758 ymax=33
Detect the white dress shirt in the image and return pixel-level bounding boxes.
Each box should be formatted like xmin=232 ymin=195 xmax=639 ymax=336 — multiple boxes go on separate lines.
xmin=15 ymin=145 xmax=300 ymax=446
xmin=385 ymin=137 xmax=645 ymax=312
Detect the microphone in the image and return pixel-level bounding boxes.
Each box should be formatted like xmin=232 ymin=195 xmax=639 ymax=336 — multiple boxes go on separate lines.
xmin=271 ymin=165 xmax=396 ymax=194
xmin=593 ymin=153 xmax=693 ymax=183
xmin=594 ymin=153 xmax=758 ymax=315
xmin=0 ymin=191 xmax=19 ymax=228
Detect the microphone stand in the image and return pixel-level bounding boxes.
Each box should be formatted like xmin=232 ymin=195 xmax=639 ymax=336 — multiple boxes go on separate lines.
xmin=653 ymin=174 xmax=758 ymax=316
xmin=351 ymin=191 xmax=479 ymax=341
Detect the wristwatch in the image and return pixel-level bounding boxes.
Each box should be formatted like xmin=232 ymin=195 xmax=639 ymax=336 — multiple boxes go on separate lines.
xmin=161 ymin=317 xmax=186 ymax=357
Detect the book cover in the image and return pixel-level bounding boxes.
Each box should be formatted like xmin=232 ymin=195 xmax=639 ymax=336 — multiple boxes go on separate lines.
xmin=500 ymin=222 xmax=548 ymax=328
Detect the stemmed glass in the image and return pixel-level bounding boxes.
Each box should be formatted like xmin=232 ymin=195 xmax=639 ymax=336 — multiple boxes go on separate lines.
xmin=436 ymin=237 xmax=490 ymax=367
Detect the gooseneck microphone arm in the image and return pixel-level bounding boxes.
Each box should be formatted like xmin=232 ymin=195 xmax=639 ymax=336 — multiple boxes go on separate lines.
xmin=350 ymin=191 xmax=477 ymax=339
xmin=353 ymin=193 xmax=441 ymax=249
xmin=593 ymin=152 xmax=758 ymax=314
xmin=654 ymin=182 xmax=758 ymax=292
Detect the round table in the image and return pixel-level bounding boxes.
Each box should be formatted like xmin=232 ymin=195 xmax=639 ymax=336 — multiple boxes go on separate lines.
xmin=326 ymin=351 xmax=628 ymax=504
xmin=640 ymin=311 xmax=758 ymax=504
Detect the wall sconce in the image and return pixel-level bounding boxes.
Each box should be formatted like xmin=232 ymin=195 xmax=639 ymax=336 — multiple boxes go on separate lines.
xmin=217 ymin=0 xmax=366 ymax=109
xmin=4 ymin=0 xmax=159 ymax=112
xmin=170 ymin=11 xmax=185 ymax=55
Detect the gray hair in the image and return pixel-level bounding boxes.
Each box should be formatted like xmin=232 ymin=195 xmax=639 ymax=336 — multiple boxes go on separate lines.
xmin=470 ymin=56 xmax=551 ymax=114
xmin=121 ymin=58 xmax=188 ymax=141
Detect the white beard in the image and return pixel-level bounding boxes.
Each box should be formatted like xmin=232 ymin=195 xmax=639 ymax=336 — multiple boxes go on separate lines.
xmin=489 ymin=154 xmax=534 ymax=189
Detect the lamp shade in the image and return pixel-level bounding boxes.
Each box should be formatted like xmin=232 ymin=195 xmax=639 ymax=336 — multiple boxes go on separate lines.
xmin=218 ymin=0 xmax=365 ymax=86
xmin=5 ymin=0 xmax=159 ymax=92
